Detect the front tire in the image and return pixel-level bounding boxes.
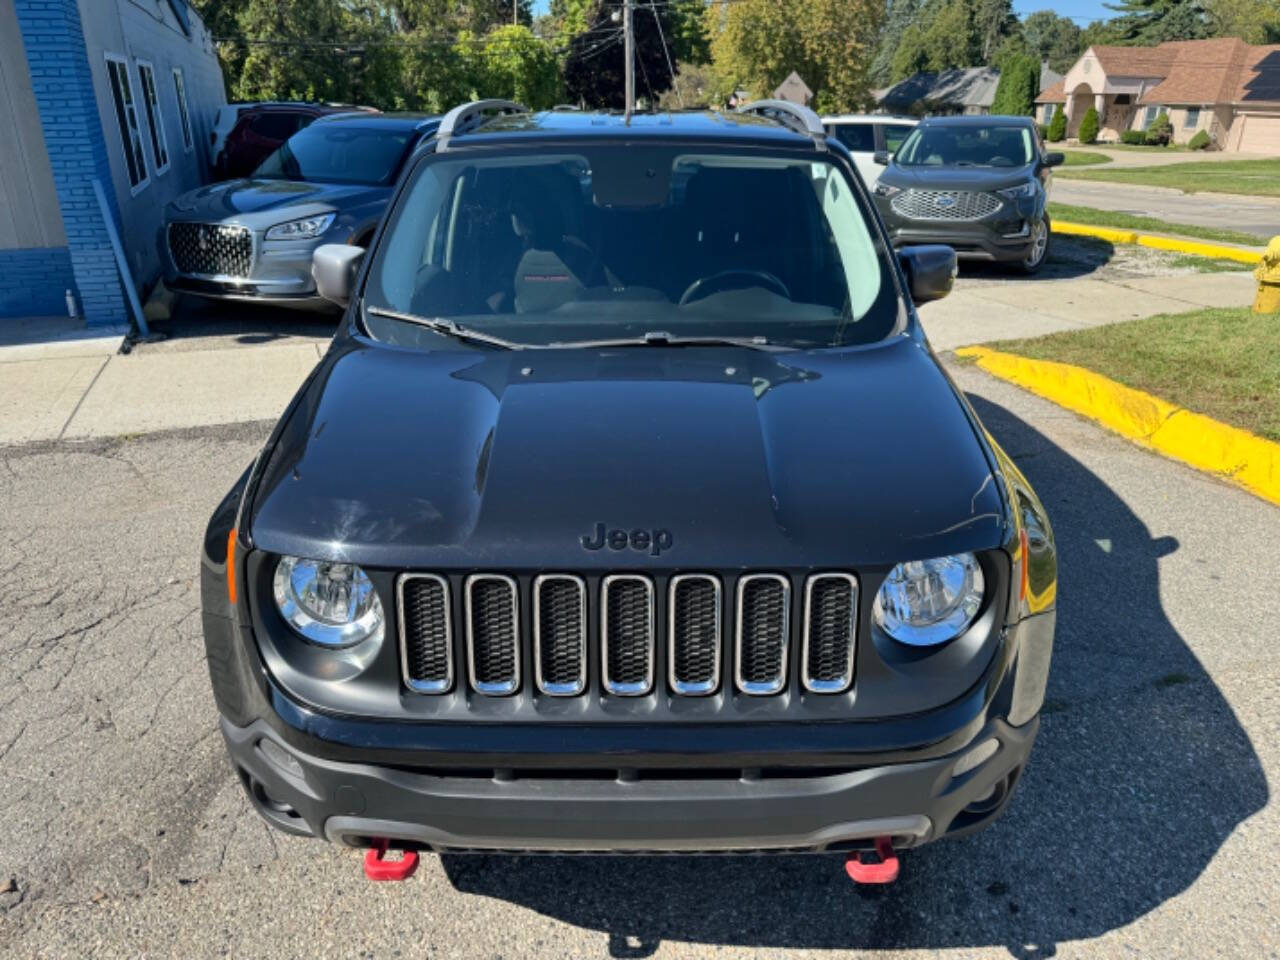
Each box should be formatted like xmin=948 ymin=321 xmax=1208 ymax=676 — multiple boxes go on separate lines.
xmin=1017 ymin=215 xmax=1051 ymax=275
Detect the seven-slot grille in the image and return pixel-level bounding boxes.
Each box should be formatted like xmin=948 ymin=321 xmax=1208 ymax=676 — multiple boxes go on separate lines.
xmin=890 ymin=189 xmax=1002 ymax=222
xmin=396 ymin=573 xmax=858 ymax=698
xmin=167 ymin=222 xmax=253 ymax=277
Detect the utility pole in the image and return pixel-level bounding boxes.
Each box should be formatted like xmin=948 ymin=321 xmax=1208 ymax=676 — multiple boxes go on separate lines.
xmin=513 ymin=0 xmax=518 ymax=25
xmin=623 ymin=0 xmax=634 ymax=121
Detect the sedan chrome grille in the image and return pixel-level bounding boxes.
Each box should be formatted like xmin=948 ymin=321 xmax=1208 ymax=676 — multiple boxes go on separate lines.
xmin=602 ymin=575 xmax=655 ymax=696
xmin=465 ymin=574 xmax=519 ymax=695
xmin=167 ymin=222 xmax=253 ymax=277
xmin=398 ymin=574 xmax=453 ymax=693
xmin=802 ymin=574 xmax=857 ymax=693
xmin=534 ymin=575 xmax=587 ymax=696
xmin=890 ymin=189 xmax=1001 ymax=222
xmin=736 ymin=574 xmax=790 ymax=695
xmin=669 ymin=575 xmax=721 ymax=695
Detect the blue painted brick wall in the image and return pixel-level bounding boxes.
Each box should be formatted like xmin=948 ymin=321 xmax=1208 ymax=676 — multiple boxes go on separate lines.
xmin=14 ymin=0 xmax=128 ymax=327
xmin=0 ymin=247 xmax=75 ymax=318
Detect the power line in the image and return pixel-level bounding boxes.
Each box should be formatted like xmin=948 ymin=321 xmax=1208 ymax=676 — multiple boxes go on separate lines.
xmin=645 ymin=2 xmax=682 ymax=107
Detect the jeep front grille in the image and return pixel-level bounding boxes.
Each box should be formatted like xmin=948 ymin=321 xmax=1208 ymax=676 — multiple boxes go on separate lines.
xmin=167 ymin=222 xmax=253 ymax=277
xmin=736 ymin=574 xmax=791 ymax=695
xmin=602 ymin=575 xmax=655 ymax=696
xmin=534 ymin=575 xmax=587 ymax=696
xmin=802 ymin=574 xmax=857 ymax=693
xmin=398 ymin=574 xmax=452 ymax=693
xmin=465 ymin=574 xmax=520 ymax=695
xmin=890 ymin=189 xmax=1001 ymax=222
xmin=398 ymin=572 xmax=857 ymax=700
xmin=669 ymin=575 xmax=721 ymax=695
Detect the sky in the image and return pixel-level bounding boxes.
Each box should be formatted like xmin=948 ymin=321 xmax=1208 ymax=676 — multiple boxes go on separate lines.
xmin=530 ymin=0 xmax=1120 ymax=22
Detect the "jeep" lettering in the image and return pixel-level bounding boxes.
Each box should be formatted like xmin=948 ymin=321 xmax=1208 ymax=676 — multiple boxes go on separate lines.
xmin=580 ymin=522 xmax=673 ymax=557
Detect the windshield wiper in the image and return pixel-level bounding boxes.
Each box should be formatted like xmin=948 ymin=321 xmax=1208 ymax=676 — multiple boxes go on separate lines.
xmin=364 ymin=305 xmax=524 ymax=350
xmin=547 ymin=331 xmax=789 ymax=351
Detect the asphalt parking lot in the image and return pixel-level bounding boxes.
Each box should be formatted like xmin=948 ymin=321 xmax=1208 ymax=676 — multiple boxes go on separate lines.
xmin=0 ymin=242 xmax=1275 ymax=958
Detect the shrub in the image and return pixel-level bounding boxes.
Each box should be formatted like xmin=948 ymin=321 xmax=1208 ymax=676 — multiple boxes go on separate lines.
xmin=1145 ymin=111 xmax=1173 ymax=146
xmin=1120 ymin=130 xmax=1146 ymax=145
xmin=1046 ymin=108 xmax=1067 ymax=142
xmin=1077 ymin=106 xmax=1100 ymax=144
xmin=1036 ymin=123 xmax=1047 ymax=139
xmin=1188 ymin=129 xmax=1211 ymax=150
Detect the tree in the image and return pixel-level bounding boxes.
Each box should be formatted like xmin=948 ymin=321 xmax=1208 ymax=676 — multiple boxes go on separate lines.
xmin=1078 ymin=105 xmax=1100 ymax=143
xmin=870 ymin=0 xmax=925 ymax=86
xmin=1205 ymin=0 xmax=1280 ymax=42
xmin=668 ymin=0 xmax=712 ymax=65
xmin=1021 ymin=10 xmax=1085 ymax=74
xmin=990 ymin=52 xmax=1040 ymax=115
xmin=1046 ymin=105 xmax=1067 ymax=140
xmin=564 ymin=2 xmax=675 ymax=108
xmin=460 ymin=26 xmax=562 ymax=108
xmin=972 ymin=0 xmax=1017 ymax=62
xmin=1104 ymin=0 xmax=1210 ymax=43
xmin=884 ymin=0 xmax=1020 ymax=81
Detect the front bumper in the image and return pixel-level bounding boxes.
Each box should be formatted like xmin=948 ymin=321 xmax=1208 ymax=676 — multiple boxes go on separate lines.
xmin=875 ymin=196 xmax=1041 ymax=262
xmin=223 ymin=710 xmax=1037 ymax=853
xmin=159 ymin=223 xmax=334 ymax=307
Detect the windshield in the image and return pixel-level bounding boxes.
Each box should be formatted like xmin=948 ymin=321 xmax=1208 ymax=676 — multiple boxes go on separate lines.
xmin=254 ymin=124 xmax=417 ymax=185
xmin=896 ymin=125 xmax=1034 ymax=168
xmin=363 ymin=146 xmax=899 ymax=349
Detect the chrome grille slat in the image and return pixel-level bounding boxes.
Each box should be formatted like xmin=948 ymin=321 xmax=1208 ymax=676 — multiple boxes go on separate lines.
xmin=465 ymin=574 xmax=520 ymax=695
xmin=735 ymin=574 xmax=790 ymax=695
xmin=602 ymin=575 xmax=655 ymax=696
xmin=668 ymin=574 xmax=721 ymax=695
xmin=890 ymin=189 xmax=1001 ymax=222
xmin=398 ymin=573 xmax=453 ymax=694
xmin=167 ymin=221 xmax=254 ymax=277
xmin=802 ymin=574 xmax=858 ymax=693
xmin=534 ymin=574 xmax=587 ymax=696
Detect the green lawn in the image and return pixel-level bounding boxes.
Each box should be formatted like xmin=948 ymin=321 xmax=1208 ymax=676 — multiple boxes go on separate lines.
xmin=1059 ymin=151 xmax=1112 ymax=166
xmin=1055 ymin=157 xmax=1280 ymax=197
xmin=989 ymin=308 xmax=1280 ymax=441
xmin=1046 ymin=202 xmax=1266 ymax=247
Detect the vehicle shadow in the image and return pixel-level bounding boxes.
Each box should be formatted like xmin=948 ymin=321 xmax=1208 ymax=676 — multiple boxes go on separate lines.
xmin=959 ymin=235 xmax=1117 ymax=282
xmin=439 ymin=395 xmax=1267 ymax=958
xmin=146 ymin=292 xmax=338 ymax=350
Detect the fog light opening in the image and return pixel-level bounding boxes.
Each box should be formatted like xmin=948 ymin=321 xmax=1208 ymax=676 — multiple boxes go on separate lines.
xmin=963 ymin=773 xmax=1011 ymax=816
xmin=248 ymin=775 xmax=302 ymax=821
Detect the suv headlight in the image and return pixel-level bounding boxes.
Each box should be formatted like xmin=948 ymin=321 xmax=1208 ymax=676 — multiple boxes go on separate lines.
xmin=265 ymin=213 xmax=335 ymax=241
xmin=997 ymin=182 xmax=1037 ymax=201
xmin=273 ymin=555 xmax=384 ymax=647
xmin=873 ymin=553 xmax=985 ymax=647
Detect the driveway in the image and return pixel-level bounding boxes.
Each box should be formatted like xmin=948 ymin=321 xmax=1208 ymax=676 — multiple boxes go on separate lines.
xmin=1052 ymin=177 xmax=1280 ymax=241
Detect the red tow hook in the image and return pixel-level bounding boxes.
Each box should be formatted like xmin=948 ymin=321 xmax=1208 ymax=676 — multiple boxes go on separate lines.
xmin=363 ymin=838 xmax=420 ymax=882
xmin=844 ymin=836 xmax=900 ymax=885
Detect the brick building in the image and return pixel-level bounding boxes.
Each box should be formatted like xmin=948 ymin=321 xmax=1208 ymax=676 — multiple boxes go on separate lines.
xmin=1 ymin=0 xmax=225 ymax=325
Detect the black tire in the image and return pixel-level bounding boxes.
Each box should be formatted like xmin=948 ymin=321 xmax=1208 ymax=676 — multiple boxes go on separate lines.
xmin=1017 ymin=214 xmax=1051 ymax=275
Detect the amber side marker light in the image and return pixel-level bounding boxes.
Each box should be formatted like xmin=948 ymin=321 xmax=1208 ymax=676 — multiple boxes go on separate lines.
xmin=227 ymin=527 xmax=238 ymax=606
xmin=1018 ymin=527 xmax=1030 ymax=606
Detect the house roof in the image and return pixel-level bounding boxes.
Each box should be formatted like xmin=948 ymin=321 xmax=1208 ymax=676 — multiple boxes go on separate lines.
xmin=1036 ymin=79 xmax=1066 ymax=104
xmin=876 ymin=67 xmax=1000 ymax=112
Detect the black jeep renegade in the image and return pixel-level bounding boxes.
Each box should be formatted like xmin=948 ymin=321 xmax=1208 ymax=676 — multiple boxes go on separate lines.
xmin=200 ymin=99 xmax=1057 ymax=879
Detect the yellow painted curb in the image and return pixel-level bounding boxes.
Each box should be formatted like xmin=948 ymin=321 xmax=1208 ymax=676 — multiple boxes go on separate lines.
xmin=957 ymin=346 xmax=1280 ymax=507
xmin=1052 ymin=220 xmax=1263 ymax=265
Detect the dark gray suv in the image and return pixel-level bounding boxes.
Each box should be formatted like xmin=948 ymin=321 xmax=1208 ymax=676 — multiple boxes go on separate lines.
xmin=871 ymin=116 xmax=1064 ymax=274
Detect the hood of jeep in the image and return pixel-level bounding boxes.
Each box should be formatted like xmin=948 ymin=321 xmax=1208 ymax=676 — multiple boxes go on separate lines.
xmin=249 ymin=337 xmax=1005 ymax=569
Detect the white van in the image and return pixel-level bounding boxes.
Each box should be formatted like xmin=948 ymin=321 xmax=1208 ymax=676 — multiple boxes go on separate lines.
xmin=822 ymin=115 xmax=919 ymax=187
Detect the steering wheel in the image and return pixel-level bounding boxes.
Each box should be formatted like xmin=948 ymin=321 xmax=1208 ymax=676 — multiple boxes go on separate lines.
xmin=679 ymin=269 xmax=791 ymax=306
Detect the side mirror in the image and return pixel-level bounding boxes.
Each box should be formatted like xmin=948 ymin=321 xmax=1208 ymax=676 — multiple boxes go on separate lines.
xmin=898 ymin=245 xmax=957 ymax=304
xmin=873 ymin=150 xmax=891 ymax=166
xmin=1044 ymin=152 xmax=1065 ymax=168
xmin=312 ymin=243 xmax=366 ymax=307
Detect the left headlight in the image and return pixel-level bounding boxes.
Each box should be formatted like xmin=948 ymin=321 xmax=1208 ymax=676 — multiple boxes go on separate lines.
xmin=273 ymin=555 xmax=384 ymax=648
xmin=265 ymin=213 xmax=335 ymax=241
xmin=872 ymin=552 xmax=985 ymax=647
xmin=996 ymin=182 xmax=1037 ymax=201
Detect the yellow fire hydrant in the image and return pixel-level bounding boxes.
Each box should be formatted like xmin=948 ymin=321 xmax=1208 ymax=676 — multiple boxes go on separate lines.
xmin=1255 ymin=236 xmax=1280 ymax=314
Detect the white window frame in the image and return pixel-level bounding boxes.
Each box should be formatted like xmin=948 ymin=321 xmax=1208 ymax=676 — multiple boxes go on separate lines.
xmin=171 ymin=67 xmax=193 ymax=152
xmin=1183 ymin=107 xmax=1201 ymax=130
xmin=104 ymin=52 xmax=150 ymax=196
xmin=135 ymin=58 xmax=170 ymax=175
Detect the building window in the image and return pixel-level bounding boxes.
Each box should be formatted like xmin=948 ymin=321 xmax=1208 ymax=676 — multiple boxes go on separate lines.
xmin=172 ymin=68 xmax=193 ymax=152
xmin=1143 ymin=105 xmax=1160 ymax=128
xmin=1184 ymin=107 xmax=1201 ymax=129
xmin=136 ymin=60 xmax=170 ymax=174
xmin=1043 ymin=103 xmax=1057 ymax=123
xmin=104 ymin=54 xmax=149 ymax=193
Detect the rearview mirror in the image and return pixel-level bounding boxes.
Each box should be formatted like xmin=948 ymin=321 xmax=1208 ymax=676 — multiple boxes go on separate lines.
xmin=873 ymin=150 xmax=891 ymax=166
xmin=312 ymin=244 xmax=366 ymax=307
xmin=897 ymin=245 xmax=957 ymax=304
xmin=1044 ymin=152 xmax=1065 ymax=168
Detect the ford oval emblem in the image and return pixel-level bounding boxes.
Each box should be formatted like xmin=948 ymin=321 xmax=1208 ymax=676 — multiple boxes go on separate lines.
xmin=936 ymin=195 xmax=956 ymax=208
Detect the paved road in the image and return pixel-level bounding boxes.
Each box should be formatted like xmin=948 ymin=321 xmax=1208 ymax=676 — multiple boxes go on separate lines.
xmin=1052 ymin=178 xmax=1280 ymax=241
xmin=1 ymin=360 xmax=1276 ymax=957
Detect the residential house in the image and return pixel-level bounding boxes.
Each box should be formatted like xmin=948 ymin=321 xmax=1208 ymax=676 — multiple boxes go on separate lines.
xmin=1035 ymin=38 xmax=1280 ymax=151
xmin=878 ymin=64 xmax=1063 ymax=117
xmin=1 ymin=0 xmax=225 ymax=325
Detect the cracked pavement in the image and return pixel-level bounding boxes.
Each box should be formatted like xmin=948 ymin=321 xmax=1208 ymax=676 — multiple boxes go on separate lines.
xmin=0 ymin=346 xmax=1277 ymax=957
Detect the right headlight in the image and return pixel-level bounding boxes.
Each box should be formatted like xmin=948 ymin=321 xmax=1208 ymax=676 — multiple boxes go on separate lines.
xmin=872 ymin=552 xmax=985 ymax=647
xmin=273 ymin=555 xmax=384 ymax=648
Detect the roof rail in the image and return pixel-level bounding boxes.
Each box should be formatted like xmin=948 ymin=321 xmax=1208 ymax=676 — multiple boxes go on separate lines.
xmin=735 ymin=99 xmax=827 ymax=150
xmin=436 ymin=99 xmax=527 ymax=150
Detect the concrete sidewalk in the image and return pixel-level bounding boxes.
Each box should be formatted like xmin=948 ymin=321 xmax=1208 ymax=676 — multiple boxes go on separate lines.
xmin=0 ymin=270 xmax=1259 ymax=446
xmin=1052 ymin=178 xmax=1280 ymax=241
